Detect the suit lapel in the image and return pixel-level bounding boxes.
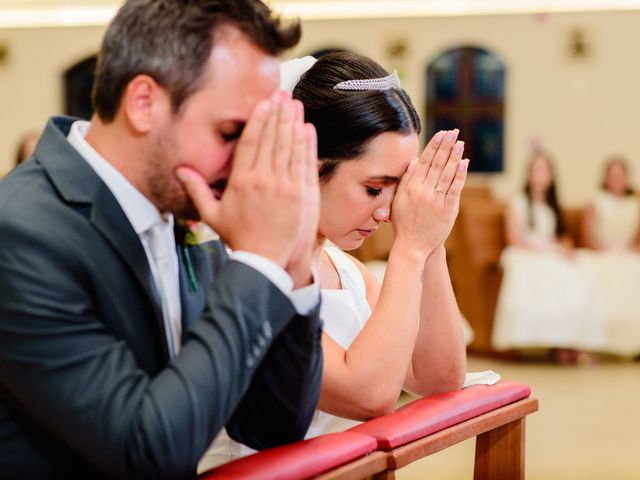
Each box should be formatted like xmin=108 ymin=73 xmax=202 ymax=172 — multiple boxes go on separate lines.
xmin=36 ymin=116 xmax=169 ymax=361
xmin=177 ymin=240 xmax=218 ymax=338
xmin=90 ymin=183 xmax=169 ymax=359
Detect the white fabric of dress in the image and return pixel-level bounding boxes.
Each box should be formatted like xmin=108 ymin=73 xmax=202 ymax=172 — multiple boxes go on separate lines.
xmin=491 ymin=194 xmax=604 ymax=351
xmin=590 ymin=191 xmax=640 ymax=249
xmin=198 ymin=244 xmax=372 ymax=472
xmin=574 ymin=192 xmax=640 ymax=356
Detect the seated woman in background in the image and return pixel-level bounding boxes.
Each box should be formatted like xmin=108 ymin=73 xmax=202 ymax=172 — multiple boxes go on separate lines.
xmin=200 ymin=52 xmax=468 ymax=470
xmin=577 ymin=157 xmax=640 ymax=356
xmin=582 ymin=157 xmax=640 ymax=251
xmin=504 ymin=151 xmax=572 ymax=254
xmin=491 ymin=151 xmax=602 ymax=362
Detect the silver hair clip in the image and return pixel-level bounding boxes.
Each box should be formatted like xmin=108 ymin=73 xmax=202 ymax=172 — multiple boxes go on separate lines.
xmin=333 ymin=70 xmax=401 ymax=91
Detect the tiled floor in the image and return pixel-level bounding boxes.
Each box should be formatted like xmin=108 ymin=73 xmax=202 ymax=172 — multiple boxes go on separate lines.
xmin=394 ymin=354 xmax=640 ymax=479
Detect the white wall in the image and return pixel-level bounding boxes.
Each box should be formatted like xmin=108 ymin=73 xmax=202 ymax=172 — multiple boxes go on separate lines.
xmin=2 ymin=10 xmax=639 ymax=206
xmin=0 ymin=26 xmax=104 ymax=173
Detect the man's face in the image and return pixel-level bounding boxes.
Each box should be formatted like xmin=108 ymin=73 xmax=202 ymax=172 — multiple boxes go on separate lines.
xmin=147 ymin=27 xmax=279 ymax=218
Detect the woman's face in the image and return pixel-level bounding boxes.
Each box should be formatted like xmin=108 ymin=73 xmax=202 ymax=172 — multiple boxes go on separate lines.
xmin=528 ymin=155 xmax=553 ymax=193
xmin=318 ymin=131 xmax=419 ymax=250
xmin=604 ymin=162 xmax=628 ymax=196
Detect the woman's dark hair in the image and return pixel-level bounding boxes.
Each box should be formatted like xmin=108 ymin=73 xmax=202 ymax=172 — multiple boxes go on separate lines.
xmin=292 ymin=52 xmax=421 ymax=180
xmin=601 ymin=156 xmax=634 ymax=195
xmin=523 ymin=150 xmax=566 ymax=237
xmin=92 ymin=0 xmax=300 ymax=122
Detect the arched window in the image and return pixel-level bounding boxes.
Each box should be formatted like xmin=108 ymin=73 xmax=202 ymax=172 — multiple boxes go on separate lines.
xmin=426 ymin=47 xmax=505 ymax=173
xmin=63 ymin=54 xmax=97 ymax=119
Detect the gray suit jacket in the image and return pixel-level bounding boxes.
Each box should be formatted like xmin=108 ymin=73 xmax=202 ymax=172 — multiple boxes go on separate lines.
xmin=0 ymin=116 xmax=323 ymax=479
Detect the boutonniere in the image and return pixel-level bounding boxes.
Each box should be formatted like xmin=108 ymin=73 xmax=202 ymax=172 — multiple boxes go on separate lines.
xmin=182 ymin=221 xmax=200 ymax=247
xmin=176 ymin=220 xmax=201 ymax=292
xmin=176 ymin=220 xmax=220 ymax=292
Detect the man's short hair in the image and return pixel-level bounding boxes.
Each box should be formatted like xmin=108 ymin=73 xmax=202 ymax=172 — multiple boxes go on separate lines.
xmin=92 ymin=0 xmax=301 ymax=122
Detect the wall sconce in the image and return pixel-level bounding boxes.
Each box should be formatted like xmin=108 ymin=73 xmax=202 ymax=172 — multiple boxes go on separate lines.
xmin=569 ymin=28 xmax=590 ymax=59
xmin=386 ymin=38 xmax=408 ymax=61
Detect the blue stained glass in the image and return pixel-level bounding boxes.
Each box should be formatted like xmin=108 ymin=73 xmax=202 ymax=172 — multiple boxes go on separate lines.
xmin=64 ymin=55 xmax=97 ymax=120
xmin=425 ymin=46 xmax=505 ymax=173
xmin=471 ymin=119 xmax=504 ymax=173
xmin=474 ymin=53 xmax=505 ymax=99
xmin=428 ymin=51 xmax=460 ymax=101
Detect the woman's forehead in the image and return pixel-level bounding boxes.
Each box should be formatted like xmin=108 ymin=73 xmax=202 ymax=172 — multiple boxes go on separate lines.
xmin=353 ymin=132 xmax=418 ymax=177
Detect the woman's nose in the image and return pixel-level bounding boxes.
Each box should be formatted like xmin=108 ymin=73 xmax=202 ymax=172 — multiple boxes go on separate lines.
xmin=373 ymin=206 xmax=390 ymax=222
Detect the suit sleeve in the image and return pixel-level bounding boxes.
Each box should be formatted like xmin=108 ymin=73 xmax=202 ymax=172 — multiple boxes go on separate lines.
xmin=225 ymin=305 xmax=323 ymax=449
xmin=0 ymin=218 xmax=320 ymax=480
xmin=198 ymin=239 xmax=324 ymax=450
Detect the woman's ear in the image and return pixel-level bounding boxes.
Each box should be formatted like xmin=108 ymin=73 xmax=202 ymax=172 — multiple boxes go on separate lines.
xmin=121 ymin=74 xmax=171 ymax=134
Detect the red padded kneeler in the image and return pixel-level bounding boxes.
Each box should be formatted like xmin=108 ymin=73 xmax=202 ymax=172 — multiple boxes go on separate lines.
xmin=199 ymin=431 xmax=377 ymax=479
xmin=349 ymin=380 xmax=531 ymax=450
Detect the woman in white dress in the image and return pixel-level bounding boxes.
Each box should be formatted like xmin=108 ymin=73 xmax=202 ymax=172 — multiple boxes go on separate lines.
xmin=491 ymin=151 xmax=602 ymax=359
xmin=200 ymin=52 xmax=468 ymax=470
xmin=578 ymin=157 xmax=640 ymax=356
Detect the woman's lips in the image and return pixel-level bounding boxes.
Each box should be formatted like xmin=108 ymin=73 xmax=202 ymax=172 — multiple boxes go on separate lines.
xmin=356 ymin=228 xmax=376 ymax=237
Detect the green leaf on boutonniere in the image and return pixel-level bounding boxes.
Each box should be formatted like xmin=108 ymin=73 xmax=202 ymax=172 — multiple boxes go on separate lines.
xmin=181 ymin=245 xmax=198 ymax=292
xmin=176 ymin=219 xmax=200 ymax=292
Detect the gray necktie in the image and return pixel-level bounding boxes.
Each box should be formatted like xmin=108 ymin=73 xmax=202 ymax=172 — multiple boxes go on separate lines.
xmin=146 ymin=219 xmax=182 ymax=356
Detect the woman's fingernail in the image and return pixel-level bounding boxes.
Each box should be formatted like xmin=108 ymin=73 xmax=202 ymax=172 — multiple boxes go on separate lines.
xmin=458 ymin=159 xmax=469 ymax=172
xmin=454 ymin=141 xmax=464 ymax=155
xmin=446 ymin=130 xmax=458 ymax=142
xmin=434 ymin=131 xmax=446 ymax=144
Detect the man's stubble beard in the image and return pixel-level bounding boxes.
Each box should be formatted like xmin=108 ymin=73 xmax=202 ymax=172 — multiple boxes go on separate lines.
xmin=147 ymin=130 xmax=199 ymax=221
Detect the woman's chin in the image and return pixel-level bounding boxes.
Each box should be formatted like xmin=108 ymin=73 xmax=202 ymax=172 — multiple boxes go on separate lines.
xmin=330 ymin=237 xmax=365 ymax=252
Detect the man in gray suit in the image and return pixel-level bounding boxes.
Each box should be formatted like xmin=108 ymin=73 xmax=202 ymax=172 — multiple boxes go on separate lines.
xmin=0 ymin=1 xmax=323 ymax=478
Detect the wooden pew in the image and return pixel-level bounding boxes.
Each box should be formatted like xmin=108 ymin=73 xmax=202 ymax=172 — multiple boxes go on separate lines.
xmin=200 ymin=381 xmax=538 ymax=479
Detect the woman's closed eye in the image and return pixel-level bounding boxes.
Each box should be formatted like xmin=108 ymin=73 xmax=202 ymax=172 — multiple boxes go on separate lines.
xmin=366 ymin=186 xmax=382 ymax=197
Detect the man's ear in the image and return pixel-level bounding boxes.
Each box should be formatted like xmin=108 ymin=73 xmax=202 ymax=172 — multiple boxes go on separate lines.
xmin=121 ymin=74 xmax=170 ymax=133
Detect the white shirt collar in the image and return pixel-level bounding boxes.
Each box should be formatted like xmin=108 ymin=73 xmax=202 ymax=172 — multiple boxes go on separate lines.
xmin=66 ymin=120 xmax=172 ymax=234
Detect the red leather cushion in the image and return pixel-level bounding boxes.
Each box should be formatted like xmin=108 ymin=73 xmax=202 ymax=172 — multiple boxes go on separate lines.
xmin=350 ymin=381 xmax=531 ymax=450
xmin=199 ymin=431 xmax=377 ymax=479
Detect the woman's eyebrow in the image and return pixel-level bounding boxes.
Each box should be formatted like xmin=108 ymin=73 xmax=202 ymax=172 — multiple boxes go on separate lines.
xmin=367 ymin=175 xmax=400 ymax=183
